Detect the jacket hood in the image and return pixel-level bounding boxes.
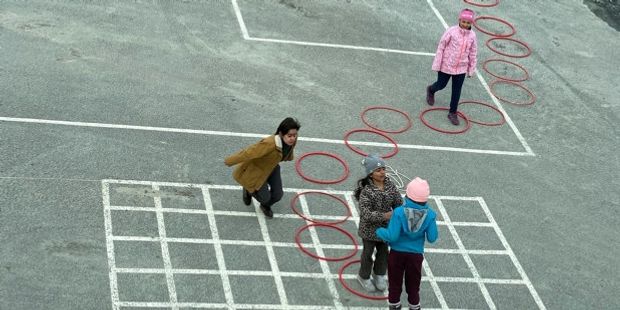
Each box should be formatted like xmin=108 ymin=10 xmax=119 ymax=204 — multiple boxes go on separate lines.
xmin=400 ymin=197 xmax=434 ymax=235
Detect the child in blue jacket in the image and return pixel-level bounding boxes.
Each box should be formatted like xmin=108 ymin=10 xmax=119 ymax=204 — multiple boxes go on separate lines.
xmin=376 ymin=177 xmax=438 ymax=310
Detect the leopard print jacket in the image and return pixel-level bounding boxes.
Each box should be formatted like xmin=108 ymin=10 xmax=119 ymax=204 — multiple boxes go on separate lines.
xmin=356 ymin=178 xmax=403 ymax=241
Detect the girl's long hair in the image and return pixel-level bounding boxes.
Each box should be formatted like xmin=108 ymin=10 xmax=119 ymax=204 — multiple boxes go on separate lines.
xmin=353 ymin=175 xmax=372 ymax=201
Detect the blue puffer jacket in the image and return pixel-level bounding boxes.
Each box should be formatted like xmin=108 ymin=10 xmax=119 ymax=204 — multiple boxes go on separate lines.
xmin=376 ymin=197 xmax=438 ymax=254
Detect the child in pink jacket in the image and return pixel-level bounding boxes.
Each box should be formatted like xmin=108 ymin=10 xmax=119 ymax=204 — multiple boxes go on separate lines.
xmin=426 ymin=8 xmax=478 ymax=126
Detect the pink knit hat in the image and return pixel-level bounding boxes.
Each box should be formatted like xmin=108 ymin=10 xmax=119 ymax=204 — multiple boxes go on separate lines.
xmin=459 ymin=9 xmax=475 ymax=23
xmin=406 ymin=177 xmax=430 ymax=202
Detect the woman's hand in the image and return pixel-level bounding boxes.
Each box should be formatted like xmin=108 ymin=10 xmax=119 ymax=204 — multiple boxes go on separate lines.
xmin=384 ymin=211 xmax=393 ymax=221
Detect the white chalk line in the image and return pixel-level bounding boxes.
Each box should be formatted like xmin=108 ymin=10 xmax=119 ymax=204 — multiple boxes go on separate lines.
xmin=152 ymin=185 xmax=179 ymax=309
xmin=102 ymin=182 xmax=120 ymax=310
xmin=0 ymin=116 xmax=533 ymax=156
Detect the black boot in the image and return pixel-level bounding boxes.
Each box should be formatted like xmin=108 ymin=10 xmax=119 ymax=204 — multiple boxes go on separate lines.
xmin=260 ymin=204 xmax=273 ymax=218
xmin=242 ymin=189 xmax=252 ymax=206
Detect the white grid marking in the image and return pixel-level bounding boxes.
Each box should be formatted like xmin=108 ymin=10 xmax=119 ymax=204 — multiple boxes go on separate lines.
xmin=103 ymin=179 xmax=546 ymax=309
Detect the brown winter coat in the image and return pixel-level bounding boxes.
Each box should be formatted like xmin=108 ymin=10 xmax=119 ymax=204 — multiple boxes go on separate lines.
xmin=224 ymin=135 xmax=295 ymax=192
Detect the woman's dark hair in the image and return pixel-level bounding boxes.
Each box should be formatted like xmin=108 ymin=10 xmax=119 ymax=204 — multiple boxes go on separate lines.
xmin=353 ymin=175 xmax=372 ymax=201
xmin=275 ymin=117 xmax=301 ymax=135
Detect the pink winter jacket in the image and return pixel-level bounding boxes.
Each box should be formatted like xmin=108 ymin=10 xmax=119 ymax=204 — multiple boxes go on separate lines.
xmin=432 ymin=25 xmax=478 ymax=76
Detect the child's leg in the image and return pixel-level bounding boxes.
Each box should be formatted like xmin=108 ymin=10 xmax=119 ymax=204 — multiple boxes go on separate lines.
xmin=358 ymin=239 xmax=376 ymax=279
xmin=403 ymin=253 xmax=424 ymax=307
xmin=388 ymin=250 xmax=406 ymax=305
xmin=373 ymin=241 xmax=389 ymax=276
xmin=448 ymin=73 xmax=466 ymax=113
xmin=430 ymin=71 xmax=450 ymax=93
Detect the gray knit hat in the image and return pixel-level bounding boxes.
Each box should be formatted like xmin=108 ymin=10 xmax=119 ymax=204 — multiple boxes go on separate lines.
xmin=362 ymin=154 xmax=385 ymax=175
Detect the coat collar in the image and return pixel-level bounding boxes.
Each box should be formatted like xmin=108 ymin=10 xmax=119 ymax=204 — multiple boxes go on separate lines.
xmin=274 ymin=134 xmax=282 ymax=150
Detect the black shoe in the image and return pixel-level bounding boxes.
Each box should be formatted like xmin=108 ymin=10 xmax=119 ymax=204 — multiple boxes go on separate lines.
xmin=447 ymin=112 xmax=460 ymax=126
xmin=426 ymin=85 xmax=435 ymax=106
xmin=242 ymin=189 xmax=251 ymax=206
xmin=260 ymin=205 xmax=273 ymax=218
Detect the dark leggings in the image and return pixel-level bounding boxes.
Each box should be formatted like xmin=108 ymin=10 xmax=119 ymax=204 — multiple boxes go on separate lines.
xmin=430 ymin=71 xmax=466 ymax=113
xmin=252 ymin=165 xmax=283 ymax=208
xmin=358 ymin=239 xmax=389 ymax=279
xmin=387 ymin=250 xmax=424 ymax=305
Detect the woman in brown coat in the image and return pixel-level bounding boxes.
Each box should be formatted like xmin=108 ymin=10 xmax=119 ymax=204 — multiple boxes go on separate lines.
xmin=224 ymin=117 xmax=301 ymax=218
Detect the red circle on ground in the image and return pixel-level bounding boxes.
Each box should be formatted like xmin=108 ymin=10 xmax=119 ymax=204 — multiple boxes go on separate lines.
xmin=290 ymin=191 xmax=352 ymax=225
xmin=295 ymin=223 xmax=359 ymax=262
xmin=489 ymin=80 xmax=536 ymax=106
xmin=361 ymin=106 xmax=413 ymax=134
xmin=483 ymin=58 xmax=529 ymax=82
xmin=486 ymin=37 xmax=532 ymax=58
xmin=474 ymin=15 xmax=516 ymax=37
xmin=464 ymin=0 xmax=500 ymax=7
xmin=295 ymin=152 xmax=350 ymax=184
xmin=338 ymin=260 xmax=389 ymax=300
xmin=419 ymin=108 xmax=471 ymax=134
xmin=343 ymin=129 xmax=399 ymax=158
xmin=458 ymin=100 xmax=506 ymax=126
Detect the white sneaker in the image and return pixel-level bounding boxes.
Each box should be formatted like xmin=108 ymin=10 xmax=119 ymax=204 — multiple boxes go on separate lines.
xmin=357 ymin=275 xmax=376 ymax=292
xmin=373 ymin=274 xmax=388 ymax=291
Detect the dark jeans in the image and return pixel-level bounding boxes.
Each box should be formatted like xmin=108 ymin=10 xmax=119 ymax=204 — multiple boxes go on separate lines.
xmin=359 ymin=239 xmax=389 ymax=279
xmin=387 ymin=250 xmax=424 ymax=305
xmin=430 ymin=71 xmax=466 ymax=113
xmin=252 ymin=165 xmax=283 ymax=208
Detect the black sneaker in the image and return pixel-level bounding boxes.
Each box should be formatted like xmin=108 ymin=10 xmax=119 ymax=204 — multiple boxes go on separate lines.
xmin=260 ymin=205 xmax=273 ymax=218
xmin=447 ymin=112 xmax=460 ymax=126
xmin=242 ymin=189 xmax=251 ymax=206
xmin=426 ymin=85 xmax=435 ymax=106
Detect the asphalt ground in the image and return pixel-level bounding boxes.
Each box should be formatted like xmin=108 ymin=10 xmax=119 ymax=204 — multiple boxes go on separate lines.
xmin=1 ymin=0 xmax=619 ymax=309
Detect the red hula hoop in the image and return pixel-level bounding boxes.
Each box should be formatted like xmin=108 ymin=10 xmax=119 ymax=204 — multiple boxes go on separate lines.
xmin=474 ymin=16 xmax=516 ymax=37
xmin=360 ymin=105 xmax=413 ymax=134
xmin=483 ymin=58 xmax=529 ymax=82
xmin=343 ymin=128 xmax=399 ymax=159
xmin=464 ymin=0 xmax=499 ymax=7
xmin=339 ymin=260 xmax=389 ymax=300
xmin=489 ymin=80 xmax=536 ymax=106
xmin=295 ymin=152 xmax=350 ymax=184
xmin=295 ymin=223 xmax=358 ymax=262
xmin=486 ymin=37 xmax=532 ymax=58
xmin=419 ymin=108 xmax=472 ymax=134
xmin=458 ymin=100 xmax=506 ymax=126
xmin=290 ymin=191 xmax=352 ymax=225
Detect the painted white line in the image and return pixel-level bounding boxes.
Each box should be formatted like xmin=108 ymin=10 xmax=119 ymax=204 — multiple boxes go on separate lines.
xmin=434 ymin=197 xmax=497 ymax=310
xmin=231 ymin=0 xmax=249 ymax=39
xmin=152 ymin=185 xmax=179 ymax=309
xmin=422 ymin=259 xmax=449 ymax=309
xmin=247 ymin=36 xmax=435 ymax=56
xmin=344 ymin=193 xmax=361 ymax=228
xmin=199 ymin=186 xmax=235 ymax=307
xmin=299 ymin=194 xmax=344 ymax=309
xmin=109 ymin=205 xmax=209 ymax=214
xmin=426 ymin=0 xmax=449 ymax=29
xmin=0 ymin=116 xmax=534 ymax=156
xmin=477 ymin=198 xmax=547 ymax=309
xmin=102 ymin=182 xmax=120 ymax=310
xmin=252 ymin=200 xmax=289 ymax=306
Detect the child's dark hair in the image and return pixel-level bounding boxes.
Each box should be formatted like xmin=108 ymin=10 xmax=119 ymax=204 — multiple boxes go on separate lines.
xmin=275 ymin=117 xmax=301 ymax=135
xmin=353 ymin=175 xmax=372 ymax=201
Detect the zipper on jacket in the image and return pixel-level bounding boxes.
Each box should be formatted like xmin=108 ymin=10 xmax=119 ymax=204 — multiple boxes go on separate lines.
xmin=453 ymin=29 xmax=468 ymax=73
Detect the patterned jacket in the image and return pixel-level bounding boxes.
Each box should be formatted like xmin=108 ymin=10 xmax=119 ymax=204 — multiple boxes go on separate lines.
xmin=357 ymin=178 xmax=403 ymax=241
xmin=432 ymin=25 xmax=478 ymax=76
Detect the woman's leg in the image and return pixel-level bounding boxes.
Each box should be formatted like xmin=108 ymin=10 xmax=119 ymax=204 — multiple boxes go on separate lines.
xmin=449 ymin=73 xmax=466 ymax=113
xmin=404 ymin=253 xmax=424 ymax=307
xmin=388 ymin=250 xmax=406 ymax=305
xmin=252 ymin=165 xmax=282 ymax=208
xmin=373 ymin=241 xmax=389 ymax=276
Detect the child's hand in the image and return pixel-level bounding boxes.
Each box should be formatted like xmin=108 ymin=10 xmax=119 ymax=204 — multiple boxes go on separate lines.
xmin=384 ymin=211 xmax=393 ymax=221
